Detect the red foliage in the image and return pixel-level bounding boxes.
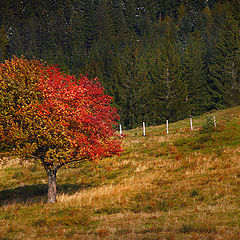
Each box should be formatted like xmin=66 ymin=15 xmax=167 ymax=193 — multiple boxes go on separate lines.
xmin=36 ymin=66 xmax=121 ymax=164
xmin=0 ymin=56 xmax=121 ymax=167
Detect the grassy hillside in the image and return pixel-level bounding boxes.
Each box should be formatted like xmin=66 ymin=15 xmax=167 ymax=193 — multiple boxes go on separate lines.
xmin=0 ymin=106 xmax=240 ymax=240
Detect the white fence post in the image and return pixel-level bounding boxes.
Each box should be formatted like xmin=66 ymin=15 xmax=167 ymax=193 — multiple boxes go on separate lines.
xmin=190 ymin=117 xmax=193 ymax=131
xmin=213 ymin=116 xmax=217 ymax=127
xmin=119 ymin=124 xmax=122 ymax=136
xmin=166 ymin=120 xmax=169 ymax=134
xmin=143 ymin=122 xmax=146 ymax=136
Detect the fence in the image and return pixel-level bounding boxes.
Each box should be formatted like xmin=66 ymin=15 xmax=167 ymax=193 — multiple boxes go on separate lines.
xmin=119 ymin=115 xmax=217 ymax=137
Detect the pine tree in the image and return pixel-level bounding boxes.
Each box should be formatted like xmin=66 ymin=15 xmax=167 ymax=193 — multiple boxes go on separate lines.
xmin=109 ymin=33 xmax=152 ymax=129
xmin=149 ymin=17 xmax=186 ymax=123
xmin=82 ymin=0 xmax=98 ymax=52
xmin=0 ymin=25 xmax=9 ymax=62
xmin=69 ymin=1 xmax=86 ymax=74
xmin=183 ymin=32 xmax=209 ymax=115
xmin=209 ymin=6 xmax=240 ymax=108
xmin=111 ymin=0 xmax=128 ymax=38
xmin=95 ymin=0 xmax=115 ymax=40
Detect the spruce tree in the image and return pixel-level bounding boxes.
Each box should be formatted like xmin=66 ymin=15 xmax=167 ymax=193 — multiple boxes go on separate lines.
xmin=0 ymin=25 xmax=9 ymax=62
xmin=209 ymin=6 xmax=240 ymax=108
xmin=109 ymin=34 xmax=152 ymax=129
xmin=149 ymin=17 xmax=185 ymax=123
xmin=183 ymin=32 xmax=209 ymax=115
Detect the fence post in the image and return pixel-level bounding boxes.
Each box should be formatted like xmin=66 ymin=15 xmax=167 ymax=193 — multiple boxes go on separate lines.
xmin=166 ymin=120 xmax=169 ymax=134
xmin=190 ymin=117 xmax=193 ymax=131
xmin=119 ymin=124 xmax=122 ymax=136
xmin=213 ymin=116 xmax=217 ymax=127
xmin=143 ymin=122 xmax=146 ymax=136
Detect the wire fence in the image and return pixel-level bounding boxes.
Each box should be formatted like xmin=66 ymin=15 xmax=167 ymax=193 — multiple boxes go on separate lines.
xmin=119 ymin=115 xmax=217 ymax=137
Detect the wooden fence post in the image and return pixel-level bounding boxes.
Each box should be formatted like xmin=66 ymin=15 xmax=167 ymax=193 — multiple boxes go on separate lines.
xmin=166 ymin=120 xmax=169 ymax=134
xmin=190 ymin=117 xmax=193 ymax=131
xmin=143 ymin=122 xmax=146 ymax=136
xmin=213 ymin=116 xmax=217 ymax=127
xmin=119 ymin=124 xmax=122 ymax=136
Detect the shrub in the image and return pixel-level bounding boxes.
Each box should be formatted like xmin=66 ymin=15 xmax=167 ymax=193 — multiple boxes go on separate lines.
xmin=200 ymin=116 xmax=215 ymax=133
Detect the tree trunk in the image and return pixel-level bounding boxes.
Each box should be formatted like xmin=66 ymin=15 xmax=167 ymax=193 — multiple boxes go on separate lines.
xmin=47 ymin=169 xmax=57 ymax=203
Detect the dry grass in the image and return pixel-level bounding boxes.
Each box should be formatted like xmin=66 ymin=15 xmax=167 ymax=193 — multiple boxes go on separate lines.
xmin=0 ymin=106 xmax=240 ymax=239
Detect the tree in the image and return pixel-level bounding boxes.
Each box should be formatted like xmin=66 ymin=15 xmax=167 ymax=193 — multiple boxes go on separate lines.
xmin=0 ymin=56 xmax=121 ymax=203
xmin=183 ymin=32 xmax=209 ymax=115
xmin=0 ymin=25 xmax=9 ymax=62
xmin=109 ymin=34 xmax=152 ymax=129
xmin=209 ymin=6 xmax=240 ymax=108
xmin=149 ymin=17 xmax=186 ymax=123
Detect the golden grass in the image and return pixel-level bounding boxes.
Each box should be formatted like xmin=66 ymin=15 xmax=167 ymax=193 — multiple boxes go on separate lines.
xmin=1 ymin=106 xmax=240 ymax=239
xmin=57 ymin=171 xmax=156 ymax=209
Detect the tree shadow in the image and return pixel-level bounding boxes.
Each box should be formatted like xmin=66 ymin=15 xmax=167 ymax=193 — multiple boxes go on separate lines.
xmin=0 ymin=183 xmax=93 ymax=207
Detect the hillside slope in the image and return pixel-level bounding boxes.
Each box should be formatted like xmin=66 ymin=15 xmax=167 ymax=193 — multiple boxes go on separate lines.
xmin=0 ymin=106 xmax=240 ymax=240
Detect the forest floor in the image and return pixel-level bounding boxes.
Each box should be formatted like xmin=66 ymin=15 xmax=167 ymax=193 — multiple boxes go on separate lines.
xmin=0 ymin=106 xmax=240 ymax=240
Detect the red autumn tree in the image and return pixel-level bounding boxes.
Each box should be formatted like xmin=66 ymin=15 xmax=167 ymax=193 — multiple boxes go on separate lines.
xmin=0 ymin=56 xmax=121 ymax=203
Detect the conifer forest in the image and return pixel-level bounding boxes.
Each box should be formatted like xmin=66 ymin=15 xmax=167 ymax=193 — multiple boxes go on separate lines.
xmin=0 ymin=0 xmax=240 ymax=129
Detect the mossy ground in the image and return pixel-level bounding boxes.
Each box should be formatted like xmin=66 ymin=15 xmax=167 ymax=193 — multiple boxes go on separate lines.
xmin=1 ymin=106 xmax=240 ymax=239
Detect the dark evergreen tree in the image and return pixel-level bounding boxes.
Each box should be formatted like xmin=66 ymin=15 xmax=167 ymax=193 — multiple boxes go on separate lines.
xmin=149 ymin=17 xmax=186 ymax=123
xmin=109 ymin=34 xmax=152 ymax=129
xmin=209 ymin=5 xmax=240 ymax=108
xmin=183 ymin=32 xmax=209 ymax=115
xmin=0 ymin=25 xmax=9 ymax=62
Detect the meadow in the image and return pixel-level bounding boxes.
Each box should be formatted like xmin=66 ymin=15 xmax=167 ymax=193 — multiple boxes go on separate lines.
xmin=0 ymin=106 xmax=240 ymax=240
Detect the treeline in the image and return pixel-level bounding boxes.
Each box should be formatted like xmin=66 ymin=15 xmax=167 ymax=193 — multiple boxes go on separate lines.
xmin=0 ymin=0 xmax=240 ymax=129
